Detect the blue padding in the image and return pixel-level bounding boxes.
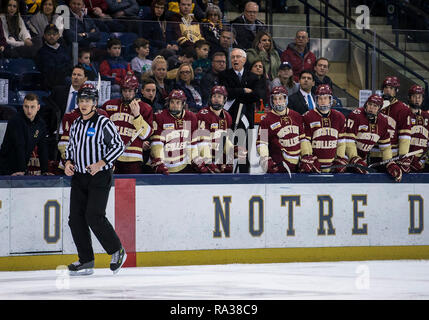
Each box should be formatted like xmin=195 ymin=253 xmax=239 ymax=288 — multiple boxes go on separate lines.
xmin=1 ymin=173 xmax=429 ymax=188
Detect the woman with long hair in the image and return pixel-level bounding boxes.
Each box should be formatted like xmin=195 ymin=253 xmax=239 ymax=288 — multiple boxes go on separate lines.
xmin=201 ymin=4 xmax=223 ymax=48
xmin=27 ymin=0 xmax=64 ymax=48
xmin=249 ymin=59 xmax=269 ymax=105
xmin=246 ymin=31 xmax=281 ymax=82
xmin=144 ymin=55 xmax=174 ymax=110
xmin=0 ymin=0 xmax=35 ymax=57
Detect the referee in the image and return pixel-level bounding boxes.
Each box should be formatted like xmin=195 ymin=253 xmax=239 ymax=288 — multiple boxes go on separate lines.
xmin=64 ymin=84 xmax=126 ymax=275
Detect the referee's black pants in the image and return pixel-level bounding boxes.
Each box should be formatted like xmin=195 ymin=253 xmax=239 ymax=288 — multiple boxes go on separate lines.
xmin=69 ymin=169 xmax=122 ymax=263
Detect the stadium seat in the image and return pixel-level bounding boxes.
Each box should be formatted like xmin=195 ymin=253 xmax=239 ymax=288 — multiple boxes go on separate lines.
xmin=8 ymin=91 xmax=19 ymax=107
xmin=1 ymin=59 xmax=42 ymax=91
xmin=110 ymin=32 xmax=138 ymax=47
xmin=95 ymin=32 xmax=111 ymax=48
xmin=17 ymin=91 xmax=50 ymax=106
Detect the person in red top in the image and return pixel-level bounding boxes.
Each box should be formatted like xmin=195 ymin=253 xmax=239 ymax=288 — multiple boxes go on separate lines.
xmin=196 ymin=85 xmax=247 ymax=173
xmin=256 ymin=86 xmax=311 ymax=173
xmin=280 ymin=30 xmax=316 ymax=82
xmin=345 ymin=94 xmax=402 ymax=182
xmin=407 ymin=84 xmax=429 ymax=172
xmin=150 ymin=89 xmax=206 ymax=174
xmin=101 ymin=72 xmax=153 ymax=174
xmin=301 ymin=84 xmax=347 ymax=173
xmin=371 ymin=76 xmax=412 ymax=170
xmin=99 ymin=38 xmax=132 ymax=87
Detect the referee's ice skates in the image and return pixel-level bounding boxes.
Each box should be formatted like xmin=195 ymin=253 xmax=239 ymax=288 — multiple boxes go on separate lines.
xmin=110 ymin=247 xmax=127 ymax=274
xmin=68 ymin=260 xmax=94 ymax=276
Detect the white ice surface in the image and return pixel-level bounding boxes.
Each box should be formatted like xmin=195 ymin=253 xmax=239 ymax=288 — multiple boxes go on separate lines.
xmin=0 ymin=260 xmax=428 ymax=300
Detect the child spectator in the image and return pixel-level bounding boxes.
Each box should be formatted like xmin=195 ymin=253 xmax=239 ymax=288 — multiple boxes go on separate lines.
xmin=78 ymin=47 xmax=98 ymax=81
xmin=192 ymin=39 xmax=211 ymax=83
xmin=99 ymin=37 xmax=132 ymax=95
xmin=130 ymin=38 xmax=152 ymax=80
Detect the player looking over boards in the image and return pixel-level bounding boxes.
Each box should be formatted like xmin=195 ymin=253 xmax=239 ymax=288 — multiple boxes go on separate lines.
xmin=345 ymin=94 xmax=403 ymax=182
xmin=196 ymin=85 xmax=247 ymax=173
xmin=301 ymin=84 xmax=347 ymax=173
xmin=407 ymin=84 xmax=429 ymax=172
xmin=150 ymin=89 xmax=208 ymax=174
xmin=101 ymin=71 xmax=153 ymax=174
xmin=256 ymin=86 xmax=311 ymax=173
xmin=370 ymin=76 xmax=412 ymax=172
xmin=64 ymin=83 xmax=126 ymax=276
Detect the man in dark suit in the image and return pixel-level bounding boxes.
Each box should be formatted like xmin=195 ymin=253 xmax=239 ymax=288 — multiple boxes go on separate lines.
xmin=287 ymin=70 xmax=316 ymax=115
xmin=218 ymin=48 xmax=264 ymax=172
xmin=41 ymin=65 xmax=88 ymax=160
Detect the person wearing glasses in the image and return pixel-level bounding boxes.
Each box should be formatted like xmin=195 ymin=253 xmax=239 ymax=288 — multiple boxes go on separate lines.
xmin=200 ymin=51 xmax=227 ymax=105
xmin=173 ymin=63 xmax=203 ymax=112
xmin=230 ymin=1 xmax=267 ymax=50
xmin=281 ymin=30 xmax=316 ymax=82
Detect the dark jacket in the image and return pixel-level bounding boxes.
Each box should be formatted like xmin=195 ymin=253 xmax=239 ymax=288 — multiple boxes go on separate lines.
xmin=173 ymin=79 xmax=203 ymax=112
xmin=287 ymin=90 xmax=316 ymax=115
xmin=218 ymin=67 xmax=264 ymax=129
xmin=0 ymin=109 xmax=48 ymax=175
xmin=64 ymin=15 xmax=100 ymax=47
xmin=230 ymin=15 xmax=267 ymax=51
xmin=36 ymin=42 xmax=72 ymax=90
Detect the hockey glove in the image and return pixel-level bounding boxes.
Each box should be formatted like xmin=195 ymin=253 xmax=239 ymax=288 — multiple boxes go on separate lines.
xmin=260 ymin=156 xmax=279 ymax=173
xmin=396 ymin=156 xmax=413 ymax=173
xmin=410 ymin=156 xmax=425 ymax=172
xmin=332 ymin=157 xmax=348 ymax=173
xmin=349 ymin=156 xmax=368 ymax=174
xmin=191 ymin=157 xmax=211 ymax=173
xmin=299 ymin=155 xmax=321 ymax=173
xmin=386 ymin=161 xmax=402 ymax=182
xmin=152 ymin=158 xmax=169 ymax=175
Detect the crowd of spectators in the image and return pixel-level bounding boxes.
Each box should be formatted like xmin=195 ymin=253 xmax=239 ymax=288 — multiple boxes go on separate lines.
xmin=0 ymin=0 xmax=426 ymax=176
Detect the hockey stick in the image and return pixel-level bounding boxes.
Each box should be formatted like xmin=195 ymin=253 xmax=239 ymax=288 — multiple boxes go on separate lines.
xmin=325 ymin=163 xmax=377 ymax=173
xmin=281 ymin=161 xmax=292 ymax=178
xmin=233 ymin=103 xmax=244 ymax=174
xmin=125 ymin=125 xmax=146 ymax=149
xmin=368 ymin=149 xmax=423 ymax=168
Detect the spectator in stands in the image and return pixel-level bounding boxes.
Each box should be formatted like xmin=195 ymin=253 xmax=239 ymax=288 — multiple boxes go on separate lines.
xmin=35 ymin=23 xmax=72 ymax=90
xmin=201 ymin=3 xmax=223 ymax=49
xmin=0 ymin=93 xmax=50 ymax=176
xmin=313 ymin=57 xmax=333 ymax=91
xmin=165 ymin=0 xmax=204 ymax=21
xmin=230 ymin=1 xmax=267 ymax=50
xmin=192 ymin=39 xmax=211 ymax=83
xmin=99 ymin=37 xmax=131 ymax=95
xmin=0 ymin=0 xmax=36 ymax=58
xmin=200 ymin=51 xmax=227 ymax=105
xmin=83 ymin=0 xmax=111 ymax=20
xmin=173 ymin=62 xmax=203 ymax=112
xmin=64 ymin=0 xmax=100 ymax=47
xmin=210 ymin=26 xmax=237 ymax=65
xmin=270 ymin=61 xmax=299 ymax=96
xmin=246 ymin=30 xmax=281 ymax=81
xmin=140 ymin=0 xmax=168 ymax=57
xmin=249 ymin=59 xmax=268 ymax=104
xmin=27 ymin=0 xmax=65 ymax=47
xmin=281 ymin=30 xmax=316 ymax=82
xmin=78 ymin=47 xmax=97 ymax=80
xmin=166 ymin=45 xmax=196 ymax=76
xmin=166 ymin=0 xmax=205 ymax=49
xmin=131 ymin=38 xmax=152 ymax=80
xmin=287 ymin=69 xmax=316 ymax=115
xmin=0 ymin=19 xmax=7 ymax=56
xmin=105 ymin=0 xmax=139 ymax=19
xmin=145 ymin=55 xmax=174 ymax=109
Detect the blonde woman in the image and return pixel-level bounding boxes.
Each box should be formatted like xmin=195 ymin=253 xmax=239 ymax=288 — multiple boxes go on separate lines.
xmin=174 ymin=63 xmax=203 ymax=112
xmin=146 ymin=55 xmax=174 ymax=109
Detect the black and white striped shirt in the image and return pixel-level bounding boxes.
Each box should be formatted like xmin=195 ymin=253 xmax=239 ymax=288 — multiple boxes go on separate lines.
xmin=65 ymin=113 xmax=124 ymax=173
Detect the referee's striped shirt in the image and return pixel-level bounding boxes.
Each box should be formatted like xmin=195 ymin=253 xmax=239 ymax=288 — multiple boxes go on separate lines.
xmin=65 ymin=113 xmax=124 ymax=173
